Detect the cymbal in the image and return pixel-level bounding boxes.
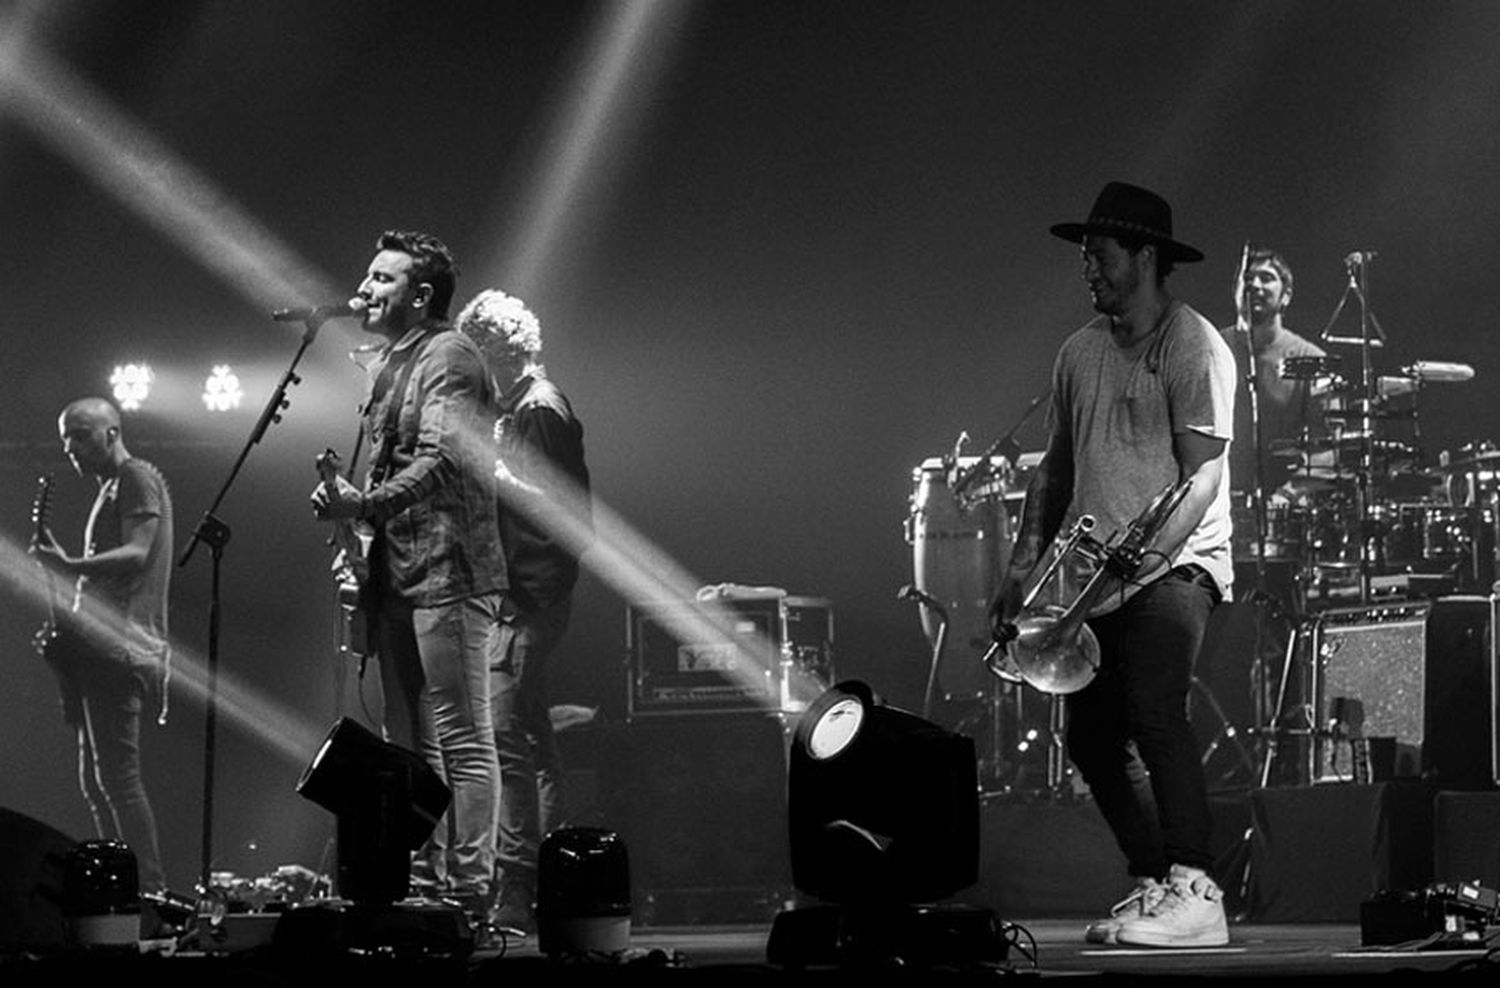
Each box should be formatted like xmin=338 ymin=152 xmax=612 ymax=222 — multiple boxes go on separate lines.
xmin=1438 ymin=450 xmax=1500 ymax=472
xmin=1404 ymin=360 xmax=1475 ymax=383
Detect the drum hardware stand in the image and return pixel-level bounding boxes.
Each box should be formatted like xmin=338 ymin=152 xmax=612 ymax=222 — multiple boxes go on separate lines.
xmin=901 ymin=583 xmax=1045 ymax=795
xmin=1320 ymin=249 xmax=1387 ymax=605
xmin=949 ymin=389 xmax=1051 ymax=508
xmin=1189 ymin=674 xmax=1257 ymax=791
xmin=1250 ymin=616 xmax=1322 ymax=789
xmin=899 ymin=583 xmax=950 ymax=723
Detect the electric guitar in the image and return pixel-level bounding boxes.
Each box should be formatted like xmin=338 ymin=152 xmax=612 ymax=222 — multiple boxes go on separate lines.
xmin=29 ymin=474 xmax=87 ymax=677
xmin=315 ymin=449 xmax=373 ymax=657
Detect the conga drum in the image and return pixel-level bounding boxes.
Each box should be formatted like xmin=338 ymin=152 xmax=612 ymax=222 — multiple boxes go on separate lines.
xmin=907 ymin=456 xmax=1013 ymax=699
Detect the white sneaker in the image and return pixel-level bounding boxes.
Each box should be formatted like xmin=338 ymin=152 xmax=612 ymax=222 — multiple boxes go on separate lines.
xmin=1116 ymin=865 xmax=1229 ymax=948
xmin=1083 ymin=877 xmax=1166 ymax=944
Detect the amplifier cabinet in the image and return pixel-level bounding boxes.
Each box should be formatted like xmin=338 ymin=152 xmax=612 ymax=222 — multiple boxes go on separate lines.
xmin=1312 ymin=596 xmax=1495 ymax=789
xmin=626 ymin=596 xmax=834 ymax=718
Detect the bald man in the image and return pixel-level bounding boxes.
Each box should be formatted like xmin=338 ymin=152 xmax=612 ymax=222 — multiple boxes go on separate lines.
xmin=32 ymin=396 xmax=173 ymax=895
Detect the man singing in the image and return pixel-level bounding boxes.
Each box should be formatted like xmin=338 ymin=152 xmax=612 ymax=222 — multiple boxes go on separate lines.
xmin=312 ymin=230 xmax=505 ymax=918
xmin=991 ymin=182 xmax=1235 ymax=948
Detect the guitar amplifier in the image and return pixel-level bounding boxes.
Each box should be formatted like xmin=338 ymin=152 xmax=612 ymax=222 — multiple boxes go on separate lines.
xmin=626 ymin=596 xmax=834 ymax=718
xmin=1312 ymin=596 xmax=1496 ymax=788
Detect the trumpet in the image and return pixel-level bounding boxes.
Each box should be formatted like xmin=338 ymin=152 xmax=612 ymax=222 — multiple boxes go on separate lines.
xmin=985 ymin=480 xmax=1193 ymax=695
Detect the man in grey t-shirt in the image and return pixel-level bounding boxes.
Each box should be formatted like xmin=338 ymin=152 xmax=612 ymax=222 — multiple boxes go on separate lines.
xmin=991 ymin=182 xmax=1235 ymax=948
xmin=1219 ymin=246 xmax=1327 ymax=504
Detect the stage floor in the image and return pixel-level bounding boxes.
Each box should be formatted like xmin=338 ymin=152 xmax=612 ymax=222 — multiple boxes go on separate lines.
xmin=6 ymin=917 xmax=1496 ymax=985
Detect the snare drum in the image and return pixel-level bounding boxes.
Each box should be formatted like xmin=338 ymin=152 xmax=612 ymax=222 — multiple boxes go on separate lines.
xmin=1376 ymin=502 xmax=1474 ymax=569
xmin=907 ymin=457 xmax=1013 ymax=699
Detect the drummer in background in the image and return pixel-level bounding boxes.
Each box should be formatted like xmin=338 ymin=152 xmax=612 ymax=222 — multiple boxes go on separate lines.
xmin=1219 ymin=246 xmax=1327 ymax=499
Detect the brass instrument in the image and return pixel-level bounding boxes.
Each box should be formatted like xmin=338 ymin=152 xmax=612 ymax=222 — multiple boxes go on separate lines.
xmin=985 ymin=479 xmax=1194 ymax=695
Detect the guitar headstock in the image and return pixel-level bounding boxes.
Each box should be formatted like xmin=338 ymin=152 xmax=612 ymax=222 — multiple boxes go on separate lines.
xmin=315 ymin=448 xmax=343 ymax=485
xmin=31 ymin=474 xmax=55 ymax=541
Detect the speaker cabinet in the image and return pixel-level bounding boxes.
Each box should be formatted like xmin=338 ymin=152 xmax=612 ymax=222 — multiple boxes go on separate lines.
xmin=1250 ymin=781 xmax=1435 ymax=922
xmin=1313 ymin=596 xmax=1495 ymax=789
xmin=598 ymin=713 xmax=791 ymax=924
xmin=1433 ymin=791 xmax=1500 ymax=888
xmin=0 ymin=807 xmax=77 ymax=950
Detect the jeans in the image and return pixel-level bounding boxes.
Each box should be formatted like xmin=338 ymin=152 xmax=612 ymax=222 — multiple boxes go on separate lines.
xmin=1066 ymin=566 xmax=1219 ymax=878
xmin=74 ymin=658 xmax=166 ymax=894
xmin=375 ymin=592 xmax=501 ymax=900
xmin=490 ymin=597 xmax=572 ymax=890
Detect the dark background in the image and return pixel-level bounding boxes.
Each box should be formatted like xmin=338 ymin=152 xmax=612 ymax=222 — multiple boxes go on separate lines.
xmin=3 ymin=0 xmax=1499 ymax=893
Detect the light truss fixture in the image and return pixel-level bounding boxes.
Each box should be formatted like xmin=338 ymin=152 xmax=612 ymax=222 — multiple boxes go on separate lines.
xmin=202 ymin=364 xmax=243 ymax=411
xmin=109 ymin=363 xmax=154 ymax=411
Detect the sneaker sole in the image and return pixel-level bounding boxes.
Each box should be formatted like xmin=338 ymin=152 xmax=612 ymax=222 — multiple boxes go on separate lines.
xmin=1116 ymin=930 xmax=1229 ymax=948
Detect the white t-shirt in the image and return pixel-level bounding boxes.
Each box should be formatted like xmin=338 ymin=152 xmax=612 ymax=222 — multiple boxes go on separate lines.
xmin=1050 ymin=301 xmax=1237 ymax=601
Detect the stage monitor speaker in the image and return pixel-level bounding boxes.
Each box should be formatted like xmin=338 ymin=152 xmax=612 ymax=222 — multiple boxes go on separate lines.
xmin=1313 ymin=596 xmax=1495 ymax=789
xmin=0 ymin=807 xmax=77 ymax=950
xmin=598 ymin=712 xmax=791 ymax=925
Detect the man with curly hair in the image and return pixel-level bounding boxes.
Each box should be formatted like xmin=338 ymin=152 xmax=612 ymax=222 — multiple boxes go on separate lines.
xmin=459 ymin=288 xmax=591 ymax=934
xmin=312 ymin=231 xmax=505 ymax=918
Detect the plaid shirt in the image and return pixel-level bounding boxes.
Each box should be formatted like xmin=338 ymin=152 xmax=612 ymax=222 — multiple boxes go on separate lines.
xmin=361 ymin=320 xmax=507 ymax=606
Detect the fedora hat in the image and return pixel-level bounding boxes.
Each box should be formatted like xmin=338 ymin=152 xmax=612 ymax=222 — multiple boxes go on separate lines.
xmin=1050 ymin=181 xmax=1204 ymax=264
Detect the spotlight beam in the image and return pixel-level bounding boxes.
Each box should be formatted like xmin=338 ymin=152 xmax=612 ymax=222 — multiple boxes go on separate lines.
xmin=0 ymin=37 xmax=341 ymax=318
xmin=1 ymin=533 xmax=332 ymax=764
xmin=480 ymin=0 xmax=694 ymax=292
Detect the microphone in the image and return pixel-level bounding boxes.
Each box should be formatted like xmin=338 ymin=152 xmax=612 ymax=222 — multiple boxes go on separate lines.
xmin=273 ymin=298 xmax=367 ymax=322
xmin=1234 ymin=240 xmax=1252 ymax=332
xmin=1343 ymin=250 xmax=1378 ymax=267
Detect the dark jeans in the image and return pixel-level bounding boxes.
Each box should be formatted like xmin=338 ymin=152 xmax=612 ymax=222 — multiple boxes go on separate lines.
xmin=1066 ymin=565 xmax=1219 ymax=879
xmin=491 ymin=597 xmax=572 ymax=890
xmin=73 ymin=658 xmax=166 ymax=894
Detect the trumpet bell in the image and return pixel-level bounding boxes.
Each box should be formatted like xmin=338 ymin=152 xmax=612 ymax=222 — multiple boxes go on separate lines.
xmin=1010 ymin=610 xmax=1100 ymax=695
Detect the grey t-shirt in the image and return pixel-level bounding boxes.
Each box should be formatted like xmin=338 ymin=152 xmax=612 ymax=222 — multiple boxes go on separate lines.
xmin=1051 ymin=302 xmax=1237 ymax=600
xmin=1218 ymin=325 xmax=1326 ymax=493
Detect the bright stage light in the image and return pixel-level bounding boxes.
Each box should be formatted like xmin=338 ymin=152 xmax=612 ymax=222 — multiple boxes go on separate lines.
xmin=767 ymin=680 xmax=1006 ymax=969
xmin=109 ymin=363 xmax=154 ymax=411
xmin=202 ymin=365 xmax=243 ymax=411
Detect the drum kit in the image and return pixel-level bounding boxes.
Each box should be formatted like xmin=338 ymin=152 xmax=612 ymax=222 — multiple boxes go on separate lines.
xmin=1237 ymin=355 xmax=1490 ymax=610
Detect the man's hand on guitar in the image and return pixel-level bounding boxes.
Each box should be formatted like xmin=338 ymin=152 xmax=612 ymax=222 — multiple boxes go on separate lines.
xmin=311 ymin=474 xmax=364 ymax=521
xmin=29 ymin=528 xmax=73 ymax=573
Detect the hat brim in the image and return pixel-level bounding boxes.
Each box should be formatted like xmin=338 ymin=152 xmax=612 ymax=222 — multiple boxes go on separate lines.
xmin=1050 ymin=221 xmax=1204 ymax=264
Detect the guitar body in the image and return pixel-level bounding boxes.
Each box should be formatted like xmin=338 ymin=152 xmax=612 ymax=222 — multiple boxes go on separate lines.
xmin=316 ymin=449 xmax=374 ymax=658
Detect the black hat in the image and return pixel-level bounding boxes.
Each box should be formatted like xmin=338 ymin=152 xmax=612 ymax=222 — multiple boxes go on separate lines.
xmin=1050 ymin=181 xmax=1204 ymax=264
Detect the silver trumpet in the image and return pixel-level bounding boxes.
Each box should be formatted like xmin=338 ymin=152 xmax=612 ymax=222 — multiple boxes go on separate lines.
xmin=985 ymin=480 xmax=1193 ymax=695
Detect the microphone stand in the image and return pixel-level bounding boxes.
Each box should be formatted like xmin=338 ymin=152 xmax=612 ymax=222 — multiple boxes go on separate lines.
xmin=1320 ymin=253 xmax=1386 ymax=605
xmin=950 ymin=389 xmax=1051 ymax=504
xmin=177 ymin=313 xmax=330 ymax=901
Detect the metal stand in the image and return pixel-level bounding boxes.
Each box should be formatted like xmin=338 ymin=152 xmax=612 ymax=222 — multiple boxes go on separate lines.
xmin=1190 ymin=674 xmax=1257 ymax=791
xmin=177 ymin=313 xmax=328 ymax=899
xmin=1320 ymin=251 xmax=1387 ymax=606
